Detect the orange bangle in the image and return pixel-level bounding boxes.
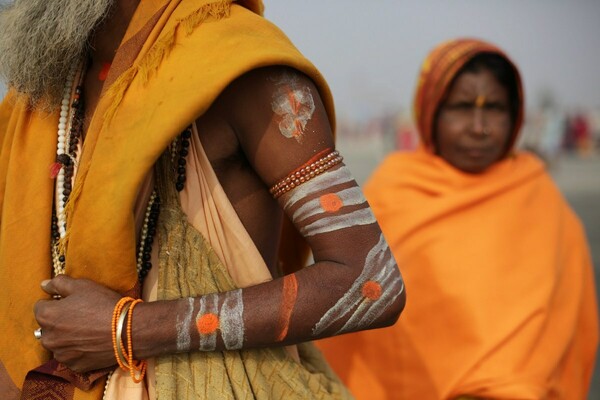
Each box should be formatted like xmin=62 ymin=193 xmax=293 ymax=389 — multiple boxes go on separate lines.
xmin=115 ymin=302 xmax=132 ymax=369
xmin=111 ymin=297 xmax=135 ymax=371
xmin=126 ymin=299 xmax=147 ymax=383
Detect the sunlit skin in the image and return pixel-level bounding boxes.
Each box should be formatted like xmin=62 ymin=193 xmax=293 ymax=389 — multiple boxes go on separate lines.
xmin=26 ymin=0 xmax=405 ymax=376
xmin=435 ymin=68 xmax=513 ymax=174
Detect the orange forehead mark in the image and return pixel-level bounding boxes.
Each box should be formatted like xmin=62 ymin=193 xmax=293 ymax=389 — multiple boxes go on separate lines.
xmin=98 ymin=62 xmax=111 ymax=81
xmin=275 ymin=274 xmax=299 ymax=341
xmin=361 ymin=281 xmax=382 ymax=301
xmin=475 ymin=94 xmax=486 ymax=108
xmin=197 ymin=313 xmax=220 ymax=335
xmin=320 ymin=193 xmax=344 ymax=213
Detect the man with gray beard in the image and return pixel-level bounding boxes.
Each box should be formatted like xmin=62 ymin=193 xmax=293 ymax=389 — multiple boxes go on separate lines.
xmin=0 ymin=0 xmax=115 ymax=109
xmin=0 ymin=1 xmax=405 ymax=399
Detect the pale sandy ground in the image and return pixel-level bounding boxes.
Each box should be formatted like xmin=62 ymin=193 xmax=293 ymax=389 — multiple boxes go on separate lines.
xmin=339 ymin=138 xmax=600 ymax=399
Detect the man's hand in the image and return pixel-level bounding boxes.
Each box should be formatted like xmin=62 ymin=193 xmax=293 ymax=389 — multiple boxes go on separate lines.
xmin=34 ymin=275 xmax=121 ymax=372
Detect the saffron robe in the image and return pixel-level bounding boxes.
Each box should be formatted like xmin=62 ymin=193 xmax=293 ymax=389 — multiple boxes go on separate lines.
xmin=317 ymin=149 xmax=599 ymax=399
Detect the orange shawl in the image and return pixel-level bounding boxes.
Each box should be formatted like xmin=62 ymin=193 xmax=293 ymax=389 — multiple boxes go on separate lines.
xmin=0 ymin=1 xmax=334 ymax=398
xmin=317 ymin=39 xmax=598 ymax=399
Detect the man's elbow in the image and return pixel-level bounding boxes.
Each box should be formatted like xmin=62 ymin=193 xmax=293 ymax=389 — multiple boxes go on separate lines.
xmin=380 ymin=281 xmax=406 ymax=328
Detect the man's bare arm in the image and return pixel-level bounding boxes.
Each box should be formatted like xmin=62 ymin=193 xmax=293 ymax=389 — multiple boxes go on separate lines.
xmin=35 ymin=67 xmax=405 ymax=372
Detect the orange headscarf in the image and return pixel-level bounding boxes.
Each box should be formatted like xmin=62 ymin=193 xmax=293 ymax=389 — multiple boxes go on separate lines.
xmin=414 ymin=38 xmax=524 ymax=152
xmin=317 ymin=38 xmax=598 ymax=399
xmin=0 ymin=1 xmax=334 ymax=398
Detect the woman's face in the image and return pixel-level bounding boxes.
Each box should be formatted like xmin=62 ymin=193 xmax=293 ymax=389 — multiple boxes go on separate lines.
xmin=434 ymin=68 xmax=513 ymax=174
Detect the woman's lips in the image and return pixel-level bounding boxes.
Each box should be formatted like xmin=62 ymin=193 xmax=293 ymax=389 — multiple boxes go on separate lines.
xmin=461 ymin=146 xmax=490 ymax=158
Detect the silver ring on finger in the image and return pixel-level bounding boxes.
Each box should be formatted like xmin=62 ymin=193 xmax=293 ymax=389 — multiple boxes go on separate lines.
xmin=34 ymin=328 xmax=43 ymax=340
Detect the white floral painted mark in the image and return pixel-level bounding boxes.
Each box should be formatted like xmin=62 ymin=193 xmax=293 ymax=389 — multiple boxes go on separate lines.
xmin=271 ymin=72 xmax=316 ymax=142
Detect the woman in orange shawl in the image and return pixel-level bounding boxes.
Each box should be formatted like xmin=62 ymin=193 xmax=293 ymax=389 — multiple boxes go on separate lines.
xmin=317 ymin=38 xmax=599 ymax=399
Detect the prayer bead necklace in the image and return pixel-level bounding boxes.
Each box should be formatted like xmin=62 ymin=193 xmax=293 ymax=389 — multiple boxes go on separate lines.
xmin=50 ymin=62 xmax=84 ymax=275
xmin=49 ymin=64 xmax=183 ymax=280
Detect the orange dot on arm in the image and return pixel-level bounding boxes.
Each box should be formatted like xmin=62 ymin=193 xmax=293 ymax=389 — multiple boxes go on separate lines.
xmin=362 ymin=281 xmax=382 ymax=301
xmin=320 ymin=193 xmax=343 ymax=213
xmin=197 ymin=313 xmax=220 ymax=335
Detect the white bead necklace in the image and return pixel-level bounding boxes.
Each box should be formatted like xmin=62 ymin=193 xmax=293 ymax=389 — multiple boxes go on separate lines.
xmin=48 ymin=64 xmax=163 ymax=395
xmin=55 ymin=64 xmax=79 ymax=237
xmin=50 ymin=63 xmax=162 ymax=279
xmin=51 ymin=62 xmax=85 ymax=276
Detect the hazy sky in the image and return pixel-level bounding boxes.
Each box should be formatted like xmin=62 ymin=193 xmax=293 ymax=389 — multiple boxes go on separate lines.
xmin=264 ymin=1 xmax=600 ymax=120
xmin=1 ymin=1 xmax=599 ymax=120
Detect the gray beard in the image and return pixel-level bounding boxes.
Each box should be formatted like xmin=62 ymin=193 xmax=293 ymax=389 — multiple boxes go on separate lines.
xmin=0 ymin=0 xmax=114 ymax=109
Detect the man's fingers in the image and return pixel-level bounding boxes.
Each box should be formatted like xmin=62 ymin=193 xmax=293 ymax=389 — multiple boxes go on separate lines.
xmin=41 ymin=275 xmax=75 ymax=297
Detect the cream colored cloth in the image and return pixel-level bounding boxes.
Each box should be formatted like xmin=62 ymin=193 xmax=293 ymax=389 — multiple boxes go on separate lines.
xmin=105 ymin=125 xmax=307 ymax=399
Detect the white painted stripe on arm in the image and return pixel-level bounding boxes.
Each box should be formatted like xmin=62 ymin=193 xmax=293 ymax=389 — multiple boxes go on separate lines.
xmin=282 ymin=166 xmax=354 ymax=211
xmin=197 ymin=293 xmax=219 ymax=351
xmin=312 ymin=234 xmax=404 ymax=336
xmin=220 ymin=289 xmax=245 ymax=350
xmin=300 ymin=208 xmax=377 ymax=237
xmin=176 ymin=297 xmax=194 ymax=352
xmin=293 ymin=186 xmax=367 ymax=222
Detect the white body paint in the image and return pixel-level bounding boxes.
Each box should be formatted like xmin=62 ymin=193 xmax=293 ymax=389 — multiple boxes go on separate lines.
xmin=283 ymin=166 xmax=353 ymax=207
xmin=312 ymin=233 xmax=404 ymax=336
xmin=300 ymin=208 xmax=377 ymax=237
xmin=220 ymin=289 xmax=245 ymax=350
xmin=293 ymin=187 xmax=366 ymax=222
xmin=196 ymin=290 xmax=245 ymax=351
xmin=280 ymin=164 xmax=402 ymax=336
xmin=282 ymin=166 xmax=376 ymax=237
xmin=176 ymin=297 xmax=195 ymax=352
xmin=197 ymin=293 xmax=219 ymax=351
xmin=271 ymin=72 xmax=316 ymax=141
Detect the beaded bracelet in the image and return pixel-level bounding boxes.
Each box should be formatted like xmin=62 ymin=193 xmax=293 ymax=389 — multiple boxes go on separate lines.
xmin=115 ymin=301 xmax=132 ymax=369
xmin=112 ymin=297 xmax=134 ymax=370
xmin=111 ymin=297 xmax=147 ymax=383
xmin=126 ymin=299 xmax=147 ymax=383
xmin=269 ymin=149 xmax=343 ymax=199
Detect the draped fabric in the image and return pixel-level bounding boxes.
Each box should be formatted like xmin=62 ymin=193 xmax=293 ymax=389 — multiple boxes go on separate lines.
xmin=316 ymin=38 xmax=598 ymax=399
xmin=147 ymin=151 xmax=350 ymax=399
xmin=0 ymin=1 xmax=335 ymax=398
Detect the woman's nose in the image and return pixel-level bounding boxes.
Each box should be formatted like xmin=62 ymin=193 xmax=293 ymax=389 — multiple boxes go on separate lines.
xmin=471 ymin=107 xmax=486 ymax=136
